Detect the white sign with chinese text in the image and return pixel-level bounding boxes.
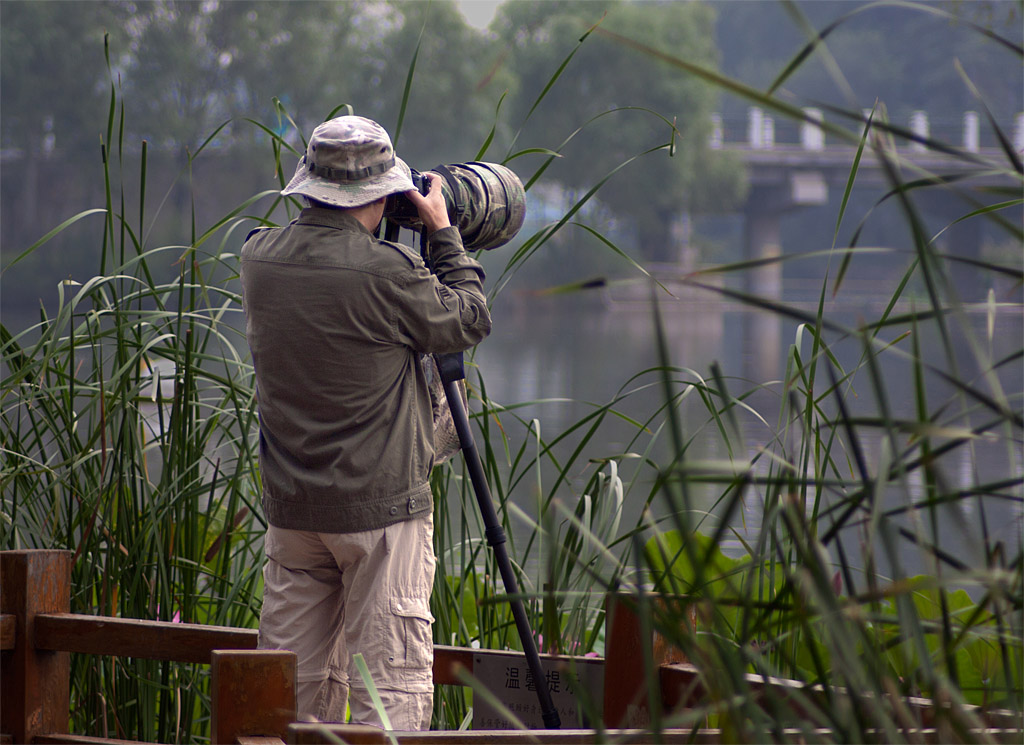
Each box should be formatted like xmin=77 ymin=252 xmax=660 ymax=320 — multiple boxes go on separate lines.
xmin=472 ymin=651 xmax=605 ymax=729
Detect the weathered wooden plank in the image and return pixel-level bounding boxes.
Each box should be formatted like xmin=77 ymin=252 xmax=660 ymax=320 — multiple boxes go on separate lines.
xmin=0 ymin=613 xmax=15 ymax=651
xmin=661 ymin=660 xmax=920 ymax=720
xmin=290 ymin=725 xmax=722 ymax=744
xmin=0 ymin=550 xmax=72 ymax=745
xmin=290 ymin=725 xmax=389 ymax=744
xmin=34 ymin=725 xmax=287 ymax=744
xmin=601 ymin=596 xmax=647 ymax=730
xmin=211 ymin=649 xmax=296 ymax=745
xmin=30 ymin=727 xmax=1024 ymax=745
xmin=659 ymin=662 xmax=1024 ymax=733
xmin=288 ymin=724 xmax=1024 ymax=745
xmin=34 ymin=613 xmax=258 ymax=664
xmin=659 ymin=661 xmax=830 ymax=728
xmin=31 ymin=617 xmax=583 ymax=681
xmin=34 ymin=735 xmax=150 ymax=744
xmin=432 ymin=644 xmax=475 ymax=686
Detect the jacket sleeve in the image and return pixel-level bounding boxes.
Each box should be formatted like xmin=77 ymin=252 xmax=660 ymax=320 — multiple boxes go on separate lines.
xmin=389 ymin=227 xmax=492 ymax=354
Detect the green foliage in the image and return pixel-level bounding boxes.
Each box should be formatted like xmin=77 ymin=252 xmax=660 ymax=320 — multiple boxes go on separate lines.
xmin=647 ymin=528 xmax=1017 ymax=709
xmin=492 ymin=0 xmax=746 ymax=255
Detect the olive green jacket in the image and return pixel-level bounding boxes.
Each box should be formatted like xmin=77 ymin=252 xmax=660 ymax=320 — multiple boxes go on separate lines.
xmin=241 ymin=207 xmax=490 ymax=533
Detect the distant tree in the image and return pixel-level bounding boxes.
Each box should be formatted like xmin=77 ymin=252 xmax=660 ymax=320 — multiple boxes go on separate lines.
xmin=0 ymin=0 xmax=122 ymax=236
xmin=491 ymin=0 xmax=745 ymax=261
xmin=946 ymin=0 xmax=1020 ymax=36
xmin=109 ymin=1 xmax=360 ymax=152
xmin=367 ymin=0 xmax=519 ymax=166
xmin=0 ymin=1 xmax=117 ymax=156
xmin=197 ymin=1 xmax=374 ymax=137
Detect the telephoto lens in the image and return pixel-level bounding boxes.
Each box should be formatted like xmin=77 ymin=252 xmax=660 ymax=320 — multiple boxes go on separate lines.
xmin=384 ymin=162 xmax=526 ymax=251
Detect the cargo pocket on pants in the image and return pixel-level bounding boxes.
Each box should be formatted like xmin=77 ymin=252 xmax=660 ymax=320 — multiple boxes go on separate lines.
xmin=386 ymin=595 xmax=434 ymax=670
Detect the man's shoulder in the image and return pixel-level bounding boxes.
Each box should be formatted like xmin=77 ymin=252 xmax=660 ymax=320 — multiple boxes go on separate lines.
xmin=375 ymin=238 xmax=425 ymax=270
xmin=242 ymin=224 xmax=284 ymax=255
xmin=244 ymin=225 xmax=273 ymax=240
xmin=241 ymin=219 xmax=427 ymax=277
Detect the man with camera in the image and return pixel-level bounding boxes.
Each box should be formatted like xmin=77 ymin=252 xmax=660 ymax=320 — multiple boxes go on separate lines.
xmin=240 ymin=115 xmax=491 ymax=730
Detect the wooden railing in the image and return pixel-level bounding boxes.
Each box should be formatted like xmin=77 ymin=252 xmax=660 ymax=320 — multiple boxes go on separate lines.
xmin=3 ymin=550 xmax=1021 ymax=745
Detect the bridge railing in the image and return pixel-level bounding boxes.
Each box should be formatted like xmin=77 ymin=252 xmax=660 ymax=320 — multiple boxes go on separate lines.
xmin=3 ymin=550 xmax=1021 ymax=745
xmin=710 ymin=107 xmax=1024 ymax=153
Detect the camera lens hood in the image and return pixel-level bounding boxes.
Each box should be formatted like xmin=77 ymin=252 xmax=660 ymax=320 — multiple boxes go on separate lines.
xmin=384 ymin=162 xmax=526 ymax=251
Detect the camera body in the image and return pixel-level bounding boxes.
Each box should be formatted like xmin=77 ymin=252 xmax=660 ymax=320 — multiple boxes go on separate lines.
xmin=384 ymin=162 xmax=526 ymax=251
xmin=411 ymin=170 xmax=430 ymax=197
xmin=383 ymin=171 xmax=431 ymax=224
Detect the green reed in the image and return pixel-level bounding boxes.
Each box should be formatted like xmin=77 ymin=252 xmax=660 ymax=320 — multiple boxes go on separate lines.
xmin=2 ymin=36 xmax=272 ymax=741
xmin=2 ymin=3 xmax=1023 ymax=742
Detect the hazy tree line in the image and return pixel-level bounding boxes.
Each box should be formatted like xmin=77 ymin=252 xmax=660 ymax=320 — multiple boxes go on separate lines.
xmin=2 ymin=0 xmax=1020 ymax=316
xmin=1 ymin=0 xmax=729 ymax=312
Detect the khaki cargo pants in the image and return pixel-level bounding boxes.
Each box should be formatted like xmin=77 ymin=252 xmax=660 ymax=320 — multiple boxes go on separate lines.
xmin=258 ymin=516 xmax=436 ymax=730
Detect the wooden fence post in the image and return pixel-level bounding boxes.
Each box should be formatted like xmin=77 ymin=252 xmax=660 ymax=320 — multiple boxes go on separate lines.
xmin=211 ymin=649 xmax=296 ymax=744
xmin=0 ymin=550 xmax=73 ymax=744
xmin=602 ymin=593 xmax=691 ymax=729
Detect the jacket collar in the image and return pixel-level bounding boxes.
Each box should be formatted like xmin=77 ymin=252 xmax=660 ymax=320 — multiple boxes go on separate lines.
xmin=295 ymin=206 xmax=375 ymax=235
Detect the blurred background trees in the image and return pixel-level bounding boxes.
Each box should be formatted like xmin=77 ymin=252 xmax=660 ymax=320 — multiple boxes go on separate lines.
xmin=2 ymin=0 xmax=1020 ymax=317
xmin=491 ymin=0 xmax=745 ymax=259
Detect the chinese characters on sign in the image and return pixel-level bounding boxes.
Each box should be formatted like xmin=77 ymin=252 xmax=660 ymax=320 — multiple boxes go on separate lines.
xmin=473 ymin=652 xmax=605 ymax=729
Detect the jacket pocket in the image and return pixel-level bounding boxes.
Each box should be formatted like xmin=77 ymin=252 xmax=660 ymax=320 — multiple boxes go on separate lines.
xmin=386 ymin=595 xmax=434 ymax=670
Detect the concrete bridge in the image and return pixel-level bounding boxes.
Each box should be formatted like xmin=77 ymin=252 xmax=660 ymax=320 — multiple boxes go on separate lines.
xmin=702 ymin=107 xmax=1023 ymax=303
xmin=633 ymin=108 xmax=1023 ymax=380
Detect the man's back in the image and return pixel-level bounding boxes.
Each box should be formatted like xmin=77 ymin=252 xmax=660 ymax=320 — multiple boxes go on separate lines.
xmin=242 ymin=206 xmax=490 ymax=533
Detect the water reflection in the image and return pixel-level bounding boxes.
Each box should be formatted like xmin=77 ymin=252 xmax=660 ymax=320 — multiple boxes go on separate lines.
xmin=471 ymin=293 xmax=1023 ymax=585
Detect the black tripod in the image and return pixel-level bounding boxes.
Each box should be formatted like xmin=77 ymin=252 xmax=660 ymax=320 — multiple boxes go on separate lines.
xmin=434 ymin=351 xmax=561 ymax=730
xmin=384 ymin=220 xmax=559 ymax=728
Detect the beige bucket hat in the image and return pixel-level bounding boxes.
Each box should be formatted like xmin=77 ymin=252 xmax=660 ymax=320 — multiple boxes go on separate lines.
xmin=281 ymin=116 xmax=415 ymax=207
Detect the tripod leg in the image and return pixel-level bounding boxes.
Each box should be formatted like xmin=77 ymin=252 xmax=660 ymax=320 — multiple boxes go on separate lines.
xmin=435 ymin=353 xmax=561 ymax=729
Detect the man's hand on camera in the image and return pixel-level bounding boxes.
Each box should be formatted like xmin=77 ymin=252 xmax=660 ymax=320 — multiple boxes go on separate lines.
xmin=404 ymin=172 xmax=451 ymax=236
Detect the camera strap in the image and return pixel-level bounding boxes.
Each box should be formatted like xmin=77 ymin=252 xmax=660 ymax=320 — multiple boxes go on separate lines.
xmin=432 ymin=164 xmax=465 ymax=220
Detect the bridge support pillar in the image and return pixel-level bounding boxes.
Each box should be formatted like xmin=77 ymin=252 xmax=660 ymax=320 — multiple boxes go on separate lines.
xmin=744 ymin=208 xmax=783 ymax=299
xmin=917 ymin=190 xmax=987 ymax=302
xmin=742 ymin=172 xmax=826 ymax=301
xmin=743 ymin=204 xmax=783 ymax=380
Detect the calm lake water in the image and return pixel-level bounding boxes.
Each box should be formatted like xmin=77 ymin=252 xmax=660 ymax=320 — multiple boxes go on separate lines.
xmin=471 ymin=287 xmax=1024 ymax=586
